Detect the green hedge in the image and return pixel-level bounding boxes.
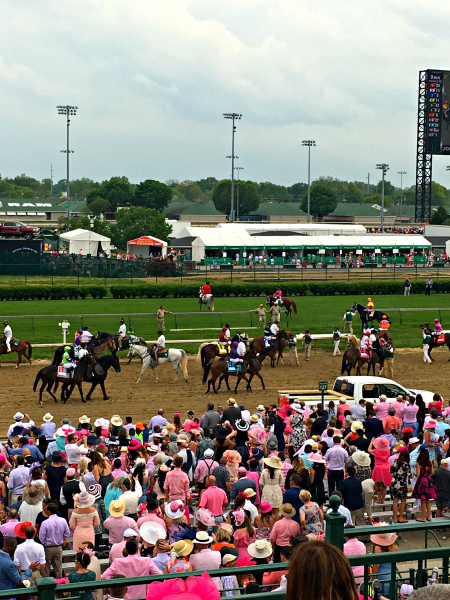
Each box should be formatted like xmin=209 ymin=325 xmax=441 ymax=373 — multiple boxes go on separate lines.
xmin=0 ymin=285 xmax=107 ymax=301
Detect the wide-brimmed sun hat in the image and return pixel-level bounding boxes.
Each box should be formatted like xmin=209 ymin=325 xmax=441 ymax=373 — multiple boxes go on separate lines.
xmin=140 ymin=522 xmax=166 ymax=545
xmin=14 ymin=521 xmax=37 ymax=539
xmin=74 ymin=490 xmax=95 ymax=508
xmin=109 ymin=499 xmax=126 ymax=517
xmin=424 ymin=419 xmax=438 ymax=429
xmin=165 ymin=500 xmax=185 ymax=519
xmin=195 ymin=507 xmax=216 ymax=527
xmin=250 ymin=414 xmax=259 ymax=423
xmin=263 ymin=456 xmax=282 ymax=469
xmin=370 ymin=524 xmax=398 ymax=547
xmin=87 ymin=435 xmax=101 ymax=446
xmin=111 ymin=415 xmax=123 ymax=427
xmin=248 ymin=539 xmax=272 ymax=559
xmin=224 ymin=450 xmax=241 ymax=463
xmin=56 ymin=425 xmax=75 ymax=437
xmin=23 ymin=484 xmax=45 ymax=505
xmin=279 ymin=503 xmax=296 ymax=518
xmin=171 ymin=540 xmax=194 ymax=557
xmin=79 ymin=415 xmax=90 ymax=423
xmin=352 ymin=451 xmax=371 ymax=467
xmin=43 ymin=413 xmax=54 ymax=422
xmin=128 ymin=439 xmax=141 ymax=451
xmin=351 ymin=421 xmax=365 ymax=433
xmin=236 ymin=419 xmax=250 ymax=432
xmin=373 ymin=437 xmax=390 ymax=451
xmin=307 ymin=452 xmax=326 ymax=464
xmin=260 ymin=501 xmax=273 ymax=513
xmin=88 ymin=484 xmax=102 ymax=500
xmin=194 ymin=531 xmax=213 ymax=544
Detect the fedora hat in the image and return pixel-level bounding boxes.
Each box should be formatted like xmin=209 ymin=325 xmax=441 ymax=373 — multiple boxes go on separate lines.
xmin=263 ymin=456 xmax=282 ymax=469
xmin=244 ymin=488 xmax=256 ymax=498
xmin=248 ymin=539 xmax=272 ymax=559
xmin=236 ymin=419 xmax=250 ymax=432
xmin=204 ymin=448 xmax=215 ymax=459
xmin=171 ymin=539 xmax=194 ymax=558
xmin=140 ymin=522 xmax=166 ymax=545
xmin=250 ymin=414 xmax=259 ymax=423
xmin=351 ymin=421 xmax=365 ymax=434
xmin=75 ymin=490 xmax=95 ymax=509
xmin=373 ymin=437 xmax=390 ymax=451
xmin=352 ymin=451 xmax=371 ymax=467
xmin=256 ymin=404 xmax=264 ymax=411
xmin=23 ymin=484 xmax=45 ymax=505
xmin=279 ymin=503 xmax=296 ymax=518
xmin=194 ymin=530 xmax=213 ymax=544
xmin=88 ymin=484 xmax=102 ymax=500
xmin=165 ymin=500 xmax=185 ymax=519
xmin=79 ymin=415 xmax=90 ymax=423
xmin=43 ymin=413 xmax=54 ymax=422
xmin=109 ymin=499 xmax=126 ymax=517
xmin=111 ymin=415 xmax=123 ymax=427
xmin=14 ymin=521 xmax=37 ymax=539
xmin=14 ymin=412 xmax=25 ymax=421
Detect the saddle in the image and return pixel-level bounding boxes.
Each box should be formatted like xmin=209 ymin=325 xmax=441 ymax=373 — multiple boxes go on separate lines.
xmin=227 ymin=361 xmax=242 ymax=373
xmin=1 ymin=337 xmax=19 ymax=348
xmin=217 ymin=343 xmax=229 ymax=354
xmin=435 ymin=333 xmax=446 ymax=344
xmin=157 ymin=348 xmax=169 ymax=359
xmin=359 ymin=348 xmax=370 ymax=359
xmin=57 ymin=365 xmax=73 ymax=379
xmin=264 ymin=338 xmax=275 ymax=349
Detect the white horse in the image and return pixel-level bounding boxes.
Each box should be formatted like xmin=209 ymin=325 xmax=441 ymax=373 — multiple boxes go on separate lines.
xmin=199 ymin=287 xmax=215 ymax=311
xmin=128 ymin=343 xmax=189 ymax=384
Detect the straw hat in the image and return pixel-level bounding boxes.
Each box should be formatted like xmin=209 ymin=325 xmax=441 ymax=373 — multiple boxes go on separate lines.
xmin=244 ymin=488 xmax=256 ymax=498
xmin=351 ymin=421 xmax=365 ymax=433
xmin=248 ymin=539 xmax=272 ymax=559
xmin=171 ymin=540 xmax=194 ymax=557
xmin=373 ymin=437 xmax=390 ymax=451
xmin=165 ymin=500 xmax=185 ymax=519
xmin=370 ymin=524 xmax=398 ymax=547
xmin=23 ymin=484 xmax=45 ymax=505
xmin=250 ymin=414 xmax=259 ymax=423
xmin=263 ymin=456 xmax=282 ymax=469
xmin=224 ymin=450 xmax=241 ymax=463
xmin=140 ymin=522 xmax=166 ymax=545
xmin=279 ymin=503 xmax=296 ymax=518
xmin=352 ymin=451 xmax=371 ymax=467
xmin=109 ymin=499 xmax=126 ymax=517
xmin=74 ymin=490 xmax=95 ymax=508
xmin=111 ymin=415 xmax=123 ymax=427
xmin=43 ymin=413 xmax=54 ymax=422
xmin=79 ymin=415 xmax=90 ymax=423
xmin=194 ymin=531 xmax=213 ymax=544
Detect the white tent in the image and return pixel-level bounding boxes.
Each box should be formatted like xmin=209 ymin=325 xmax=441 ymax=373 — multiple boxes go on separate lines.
xmin=59 ymin=228 xmax=111 ymax=257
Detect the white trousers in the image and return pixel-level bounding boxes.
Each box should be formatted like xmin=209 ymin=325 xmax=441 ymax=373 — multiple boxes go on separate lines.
xmin=5 ymin=336 xmax=11 ymax=351
xmin=423 ymin=344 xmax=432 ymax=363
xmin=333 ymin=339 xmax=341 ymax=356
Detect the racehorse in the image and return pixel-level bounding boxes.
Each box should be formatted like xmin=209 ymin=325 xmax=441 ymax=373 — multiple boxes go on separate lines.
xmin=197 ymin=333 xmax=249 ymax=372
xmin=85 ymin=353 xmax=121 ymax=401
xmin=420 ymin=323 xmax=450 ymax=361
xmin=351 ymin=303 xmax=388 ymax=332
xmin=199 ymin=288 xmax=215 ymax=312
xmin=0 ymin=339 xmax=32 ymax=368
xmin=52 ymin=337 xmax=115 ymax=366
xmin=33 ymin=353 xmax=97 ymax=404
xmin=250 ymin=330 xmax=290 ymax=367
xmin=128 ymin=343 xmax=189 ymax=383
xmin=205 ymin=350 xmax=265 ymax=394
xmin=266 ymin=295 xmax=297 ymax=318
xmin=340 ymin=335 xmax=384 ymax=376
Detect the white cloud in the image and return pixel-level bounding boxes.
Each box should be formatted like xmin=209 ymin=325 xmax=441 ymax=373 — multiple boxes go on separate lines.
xmin=1 ymin=0 xmax=450 ymax=188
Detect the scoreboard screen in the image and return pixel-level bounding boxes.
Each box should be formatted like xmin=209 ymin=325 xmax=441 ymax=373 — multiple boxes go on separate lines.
xmin=426 ymin=70 xmax=450 ymax=155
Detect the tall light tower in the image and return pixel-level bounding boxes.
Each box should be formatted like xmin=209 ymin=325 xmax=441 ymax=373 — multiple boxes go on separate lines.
xmin=398 ymin=171 xmax=406 ymax=218
xmin=223 ymin=113 xmax=242 ymax=222
xmin=302 ymin=140 xmax=316 ymax=223
xmin=235 ymin=166 xmax=244 ymax=220
xmin=376 ymin=163 xmax=389 ymax=230
xmin=57 ymin=105 xmax=77 ymax=217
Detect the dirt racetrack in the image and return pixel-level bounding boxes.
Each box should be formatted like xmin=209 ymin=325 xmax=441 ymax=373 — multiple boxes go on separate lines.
xmin=0 ymin=346 xmax=447 ymax=430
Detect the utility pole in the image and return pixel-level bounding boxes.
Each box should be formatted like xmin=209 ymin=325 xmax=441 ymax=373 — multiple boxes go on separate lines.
xmin=223 ymin=113 xmax=242 ymax=222
xmin=57 ymin=105 xmax=77 ymax=217
xmin=235 ymin=166 xmax=244 ymax=221
xmin=398 ymin=171 xmax=406 ymax=218
xmin=376 ymin=163 xmax=389 ymax=231
xmin=50 ymin=164 xmax=54 ymax=199
xmin=302 ymin=140 xmax=316 ymax=223
xmin=366 ymin=173 xmax=370 ymax=195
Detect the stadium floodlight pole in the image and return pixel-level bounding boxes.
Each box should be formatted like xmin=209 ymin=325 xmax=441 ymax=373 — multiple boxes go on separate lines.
xmin=302 ymin=140 xmax=316 ymax=223
xmin=398 ymin=171 xmax=406 ymax=218
xmin=376 ymin=163 xmax=389 ymax=231
xmin=223 ymin=113 xmax=242 ymax=222
xmin=235 ymin=166 xmax=244 ymax=221
xmin=57 ymin=105 xmax=77 ymax=217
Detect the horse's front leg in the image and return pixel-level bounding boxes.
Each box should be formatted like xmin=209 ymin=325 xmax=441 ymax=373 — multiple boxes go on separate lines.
xmin=78 ymin=383 xmax=86 ymax=403
xmin=15 ymin=352 xmax=22 ymax=369
xmin=151 ymin=366 xmax=159 ymax=382
xmin=136 ymin=357 xmax=149 ymax=383
xmin=173 ymin=362 xmax=178 ymax=382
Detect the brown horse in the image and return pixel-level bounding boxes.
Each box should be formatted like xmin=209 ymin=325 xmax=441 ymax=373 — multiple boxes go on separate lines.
xmin=205 ymin=351 xmax=264 ymax=394
xmin=199 ymin=334 xmax=249 ymax=382
xmin=0 ymin=339 xmax=32 ymax=368
xmin=266 ymin=295 xmax=297 ymax=318
xmin=251 ymin=330 xmax=290 ymax=367
xmin=33 ymin=353 xmax=97 ymax=404
xmin=340 ymin=335 xmax=383 ymax=376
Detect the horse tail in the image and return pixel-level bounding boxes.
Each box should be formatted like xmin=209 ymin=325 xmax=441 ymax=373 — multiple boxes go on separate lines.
xmin=291 ymin=300 xmax=297 ymax=315
xmin=340 ymin=352 xmax=347 ymax=376
xmin=52 ymin=348 xmax=61 ymax=366
xmin=210 ymin=296 xmax=215 ymax=312
xmin=33 ymin=368 xmax=43 ymax=392
xmin=197 ymin=343 xmax=207 ymax=363
xmin=26 ymin=341 xmax=32 ymax=358
xmin=180 ymin=349 xmax=189 ymax=381
xmin=203 ymin=361 xmax=212 ymax=385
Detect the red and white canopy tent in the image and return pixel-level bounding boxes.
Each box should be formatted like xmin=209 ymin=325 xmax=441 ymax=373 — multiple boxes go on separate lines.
xmin=126 ymin=235 xmax=168 ymax=257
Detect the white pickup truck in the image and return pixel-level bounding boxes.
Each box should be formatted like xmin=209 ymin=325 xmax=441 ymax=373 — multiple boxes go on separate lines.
xmin=333 ymin=376 xmax=435 ymax=408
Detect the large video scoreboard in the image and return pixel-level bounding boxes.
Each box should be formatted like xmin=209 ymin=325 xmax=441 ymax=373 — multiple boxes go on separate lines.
xmin=426 ymin=70 xmax=450 ymax=155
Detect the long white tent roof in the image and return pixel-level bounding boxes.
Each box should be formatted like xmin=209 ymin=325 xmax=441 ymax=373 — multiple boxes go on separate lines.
xmin=183 ymin=226 xmax=431 ymax=250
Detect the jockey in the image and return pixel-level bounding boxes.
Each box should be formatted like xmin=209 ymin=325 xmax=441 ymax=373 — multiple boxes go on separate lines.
xmin=434 ymin=318 xmax=443 ymax=333
xmin=229 ymin=339 xmax=246 ymax=364
xmin=360 ymin=330 xmax=369 ymax=353
xmin=263 ymin=321 xmax=274 ymax=346
xmin=224 ymin=323 xmax=231 ymax=339
xmin=201 ymin=282 xmax=212 ymax=303
xmin=62 ymin=345 xmax=75 ymax=376
xmin=273 ymin=288 xmax=283 ymax=306
xmin=270 ymin=321 xmax=279 ymax=338
xmin=3 ymin=320 xmax=12 ymax=353
xmin=77 ymin=340 xmax=89 ymax=360
xmin=74 ymin=329 xmax=83 ymax=346
xmin=118 ymin=318 xmax=126 ymax=349
xmin=153 ymin=330 xmax=166 ymax=362
xmin=379 ymin=315 xmax=390 ymax=332
xmin=81 ymin=327 xmax=93 ymax=344
xmin=369 ymin=328 xmax=378 ymax=349
xmin=219 ymin=327 xmax=230 ymax=344
xmin=367 ymin=298 xmax=374 ymax=310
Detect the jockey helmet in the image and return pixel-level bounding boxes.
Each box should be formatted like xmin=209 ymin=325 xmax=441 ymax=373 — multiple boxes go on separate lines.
xmin=80 ymin=341 xmax=86 ymax=346
xmin=3 ymin=320 xmax=7 ymax=325
xmin=157 ymin=330 xmax=163 ymax=334
xmin=120 ymin=318 xmax=125 ymax=323
xmin=222 ymin=327 xmax=227 ymax=332
xmin=232 ymin=341 xmax=238 ymax=347
xmin=64 ymin=346 xmax=71 ymax=351
xmin=382 ymin=315 xmax=387 ymax=319
xmin=368 ymin=297 xmax=372 ymax=301
xmin=205 ymin=281 xmax=209 ymax=285
xmin=225 ymin=323 xmax=230 ymax=328
xmin=77 ymin=329 xmax=83 ymax=334
xmin=434 ymin=318 xmax=439 ymax=322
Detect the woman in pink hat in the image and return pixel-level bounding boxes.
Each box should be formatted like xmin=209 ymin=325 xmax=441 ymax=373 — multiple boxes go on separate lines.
xmin=253 ymin=501 xmax=277 ymax=542
xmin=423 ymin=419 xmax=440 ymax=462
xmin=412 ymin=449 xmax=437 ymax=522
xmin=368 ymin=437 xmax=392 ymax=504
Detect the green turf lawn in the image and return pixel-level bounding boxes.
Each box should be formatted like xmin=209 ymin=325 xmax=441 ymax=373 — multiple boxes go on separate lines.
xmin=0 ymin=294 xmax=448 ymax=360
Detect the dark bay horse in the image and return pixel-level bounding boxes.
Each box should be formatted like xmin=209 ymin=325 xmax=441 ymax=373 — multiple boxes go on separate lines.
xmin=351 ymin=303 xmax=388 ymax=332
xmin=199 ymin=334 xmax=249 ymax=382
xmin=421 ymin=323 xmax=450 ymax=361
xmin=33 ymin=354 xmax=97 ymax=404
xmin=205 ymin=351 xmax=264 ymax=394
xmin=251 ymin=330 xmax=290 ymax=367
xmin=85 ymin=353 xmax=121 ymax=401
xmin=52 ymin=337 xmax=115 ymax=366
xmin=340 ymin=335 xmax=384 ymax=376
xmin=266 ymin=295 xmax=297 ymax=318
xmin=0 ymin=339 xmax=32 ymax=368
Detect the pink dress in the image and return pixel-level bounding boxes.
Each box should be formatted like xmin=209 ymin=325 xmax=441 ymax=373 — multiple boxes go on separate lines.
xmin=234 ymin=529 xmax=255 ymax=561
xmin=69 ymin=510 xmax=100 ymax=551
xmin=246 ymin=471 xmax=261 ymax=505
xmin=371 ymin=449 xmax=392 ymax=487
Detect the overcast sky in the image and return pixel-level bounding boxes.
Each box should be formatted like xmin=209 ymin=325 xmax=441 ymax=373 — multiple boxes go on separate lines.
xmin=2 ymin=0 xmax=450 ymax=189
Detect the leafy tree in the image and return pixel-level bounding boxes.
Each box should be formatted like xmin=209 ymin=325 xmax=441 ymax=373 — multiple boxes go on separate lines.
xmin=8 ymin=186 xmax=35 ymax=199
xmin=195 ymin=177 xmax=218 ymax=193
xmin=375 ymin=180 xmax=396 ymax=197
xmin=212 ymin=180 xmax=260 ymax=215
xmin=287 ymin=182 xmax=308 ymax=201
xmin=111 ymin=206 xmax=172 ymax=249
xmin=69 ymin=178 xmax=99 ymax=198
xmin=257 ymin=182 xmax=293 ymax=203
xmin=177 ymin=181 xmax=203 ymax=202
xmin=362 ymin=193 xmax=391 ymax=208
xmin=430 ymin=206 xmax=449 ymax=224
xmin=13 ymin=174 xmax=40 ymax=191
xmin=301 ymin=184 xmax=337 ymax=218
xmin=344 ymin=182 xmax=364 ymax=203
xmin=92 ymin=218 xmax=112 ymax=237
xmin=85 ymin=197 xmax=111 ymax=217
xmin=57 ymin=215 xmax=91 ymax=231
xmin=86 ymin=176 xmax=133 ymax=211
xmin=431 ymin=182 xmax=447 ymax=206
xmin=132 ymin=179 xmax=172 ymax=211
